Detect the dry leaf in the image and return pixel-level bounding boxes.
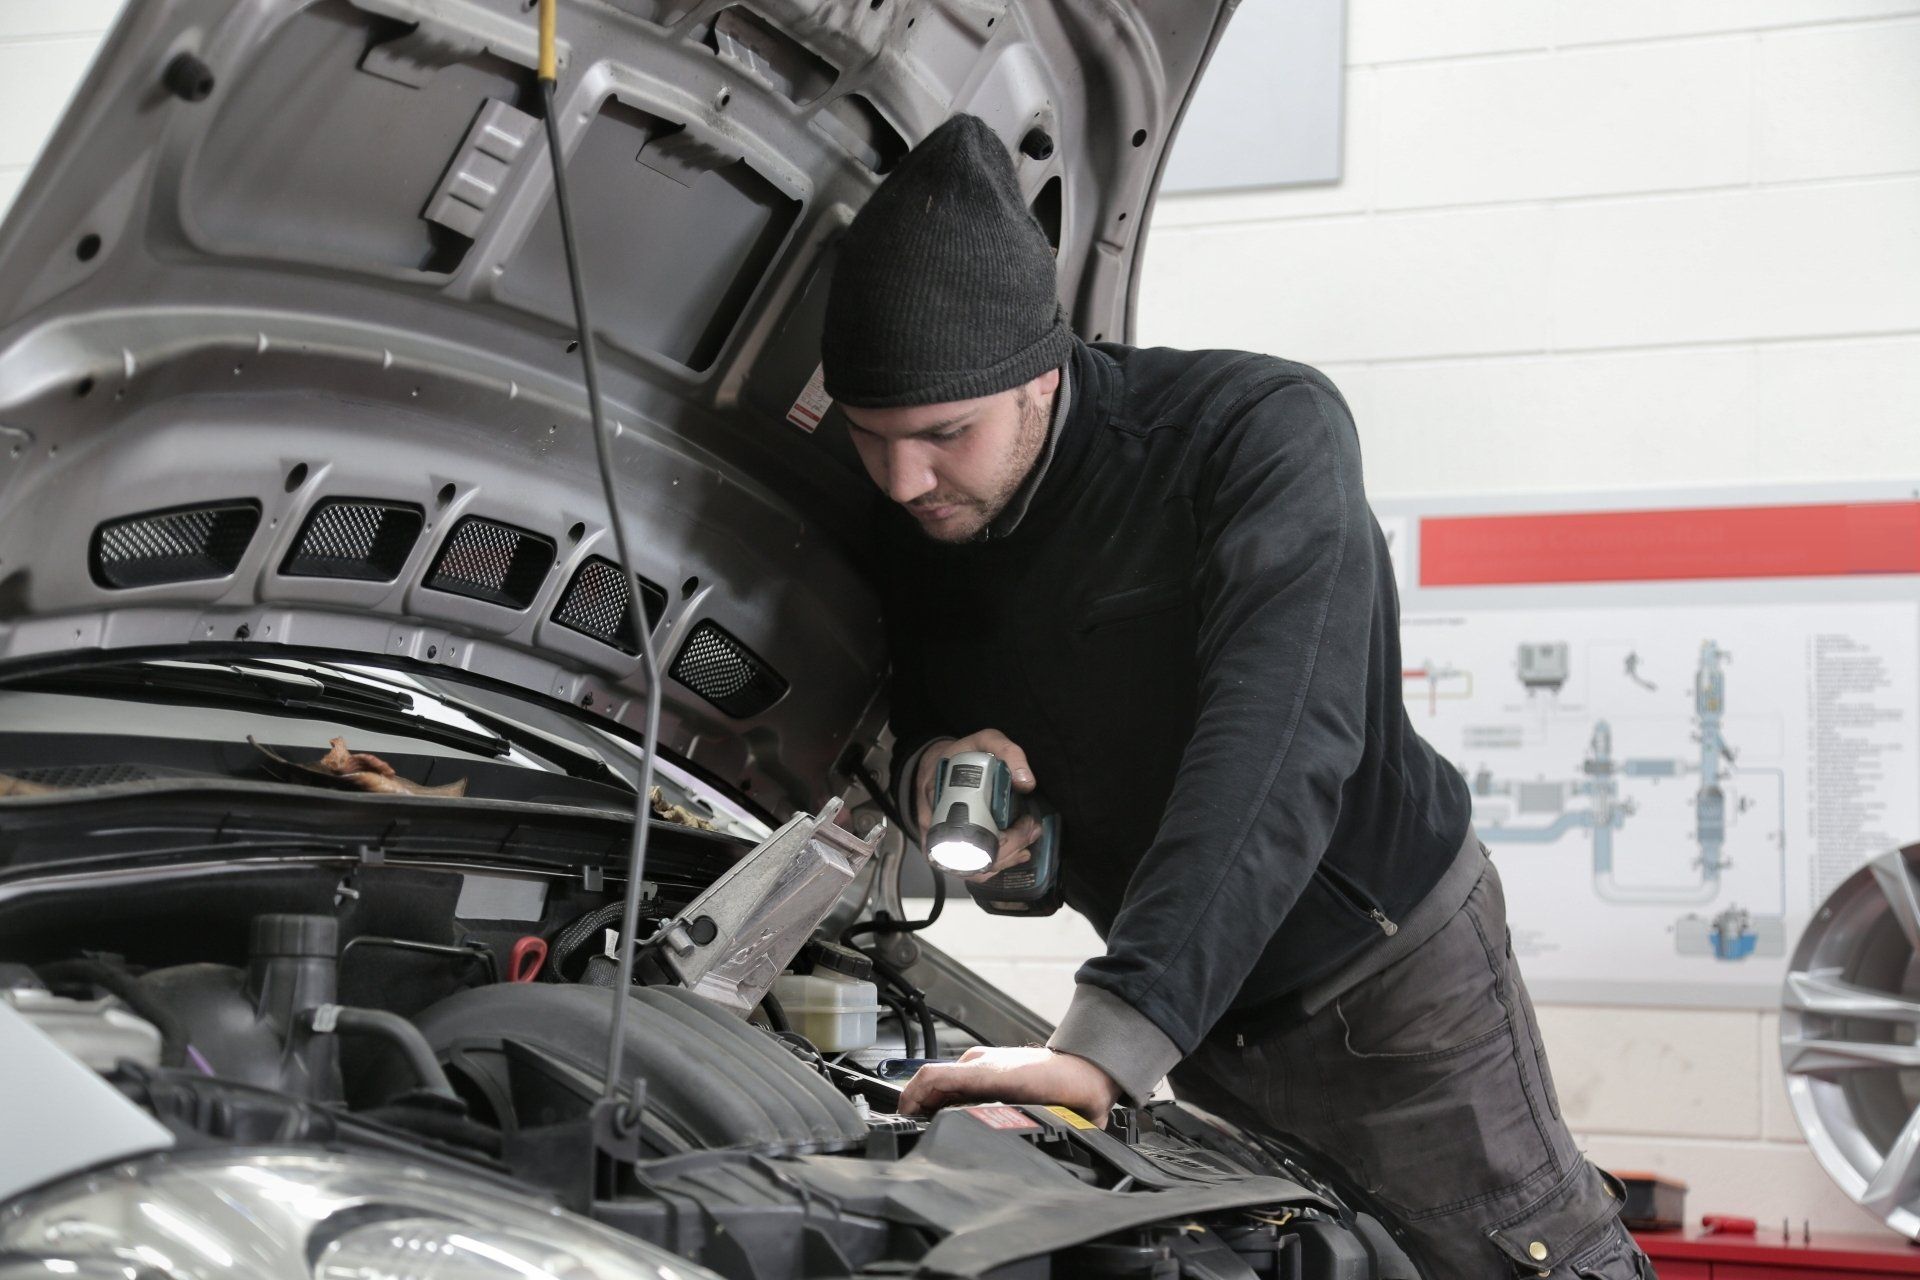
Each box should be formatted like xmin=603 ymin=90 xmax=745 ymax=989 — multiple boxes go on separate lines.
xmin=251 ymin=736 xmax=468 ymax=798
xmin=650 ymin=786 xmax=718 ymax=830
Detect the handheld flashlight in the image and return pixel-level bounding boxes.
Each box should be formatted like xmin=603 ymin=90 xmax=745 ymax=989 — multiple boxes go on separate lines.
xmin=925 ymin=750 xmax=1062 ymax=916
xmin=925 ymin=750 xmax=1004 ymax=874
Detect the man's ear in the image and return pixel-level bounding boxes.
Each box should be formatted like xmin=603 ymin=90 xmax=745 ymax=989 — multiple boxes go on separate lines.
xmin=1030 ymin=366 xmax=1062 ymax=398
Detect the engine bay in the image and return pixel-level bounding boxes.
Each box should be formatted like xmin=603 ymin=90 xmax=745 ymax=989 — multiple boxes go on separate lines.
xmin=0 ymin=784 xmax=1415 ymax=1280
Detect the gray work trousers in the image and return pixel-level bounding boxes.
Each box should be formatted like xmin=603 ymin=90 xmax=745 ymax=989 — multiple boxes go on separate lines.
xmin=1170 ymin=854 xmax=1651 ymax=1278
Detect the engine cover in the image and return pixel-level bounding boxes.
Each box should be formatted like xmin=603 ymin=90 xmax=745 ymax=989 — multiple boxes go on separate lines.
xmin=409 ymin=984 xmax=866 ymax=1156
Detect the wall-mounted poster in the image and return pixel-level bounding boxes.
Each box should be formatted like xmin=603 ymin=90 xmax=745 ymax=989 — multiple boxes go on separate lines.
xmin=1376 ymin=484 xmax=1920 ymax=1007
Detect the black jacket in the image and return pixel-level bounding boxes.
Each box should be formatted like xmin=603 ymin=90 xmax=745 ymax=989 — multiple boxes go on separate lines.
xmin=878 ymin=338 xmax=1472 ymax=1055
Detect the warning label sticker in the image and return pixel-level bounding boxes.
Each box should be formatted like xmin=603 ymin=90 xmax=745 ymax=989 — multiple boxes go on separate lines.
xmin=964 ymin=1105 xmax=1041 ymax=1132
xmin=1044 ymin=1106 xmax=1097 ymax=1130
xmin=785 ymin=363 xmax=832 ymax=433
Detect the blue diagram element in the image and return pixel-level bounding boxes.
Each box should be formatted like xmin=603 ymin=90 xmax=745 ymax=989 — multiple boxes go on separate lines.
xmin=1466 ymin=640 xmax=1789 ymax=961
xmin=1711 ymin=912 xmax=1759 ymax=960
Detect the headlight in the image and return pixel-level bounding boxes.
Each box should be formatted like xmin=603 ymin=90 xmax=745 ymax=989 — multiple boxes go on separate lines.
xmin=0 ymin=1150 xmax=720 ymax=1280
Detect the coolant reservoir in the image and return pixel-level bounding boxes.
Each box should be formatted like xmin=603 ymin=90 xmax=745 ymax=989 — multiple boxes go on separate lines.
xmin=771 ymin=970 xmax=881 ymax=1053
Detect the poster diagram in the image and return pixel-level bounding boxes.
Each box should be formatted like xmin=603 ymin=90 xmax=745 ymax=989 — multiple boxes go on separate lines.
xmin=1405 ymin=603 xmax=1918 ymax=1003
xmin=1384 ymin=492 xmax=1920 ymax=1006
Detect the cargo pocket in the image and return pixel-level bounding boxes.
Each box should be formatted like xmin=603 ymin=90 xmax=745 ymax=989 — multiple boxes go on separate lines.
xmin=1570 ymin=1223 xmax=1653 ymax=1280
xmin=1332 ymin=879 xmax=1508 ymax=1058
xmin=1317 ymin=905 xmax=1557 ymax=1220
xmin=1487 ymin=1163 xmax=1635 ymax=1277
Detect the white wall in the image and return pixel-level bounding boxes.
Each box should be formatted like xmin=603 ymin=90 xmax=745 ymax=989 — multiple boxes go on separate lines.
xmin=5 ymin=0 xmax=1917 ymax=1239
xmin=0 ymin=2 xmax=123 ymax=212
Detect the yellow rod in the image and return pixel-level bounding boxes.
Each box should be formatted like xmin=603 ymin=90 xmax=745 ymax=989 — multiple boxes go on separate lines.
xmin=538 ymin=0 xmax=558 ymax=83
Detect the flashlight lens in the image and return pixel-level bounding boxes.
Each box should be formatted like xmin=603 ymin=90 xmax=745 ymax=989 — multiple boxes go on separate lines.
xmin=929 ymin=840 xmax=992 ymax=874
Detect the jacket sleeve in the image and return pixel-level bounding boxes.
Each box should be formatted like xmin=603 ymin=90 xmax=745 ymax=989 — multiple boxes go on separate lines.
xmin=1052 ymin=378 xmax=1377 ymax=1072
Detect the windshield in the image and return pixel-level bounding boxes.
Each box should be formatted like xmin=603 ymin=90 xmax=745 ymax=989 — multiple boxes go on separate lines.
xmin=0 ymin=653 xmax=768 ymax=841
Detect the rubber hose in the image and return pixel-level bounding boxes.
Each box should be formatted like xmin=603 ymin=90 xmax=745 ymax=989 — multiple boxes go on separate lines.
xmin=759 ymin=988 xmax=791 ymax=1034
xmin=307 ymin=1005 xmax=456 ymax=1100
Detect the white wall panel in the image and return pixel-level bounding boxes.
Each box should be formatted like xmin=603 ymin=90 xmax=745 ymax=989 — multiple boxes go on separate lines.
xmin=0 ymin=36 xmax=106 ymax=170
xmin=1753 ymin=336 xmax=1920 ymax=478
xmin=1141 ymin=204 xmax=1554 ymax=362
xmin=0 ymin=2 xmax=127 ymax=39
xmin=1346 ymin=0 xmax=1549 ymax=67
xmin=1547 ymin=179 xmax=1920 ymax=350
xmin=1550 ymin=0 xmax=1920 ymax=48
xmin=1351 ymin=0 xmax=1920 ymax=65
xmin=1534 ymin=1006 xmax=1764 ymax=1140
xmin=1757 ymin=1012 xmax=1803 ymax=1143
xmin=1360 ymin=347 xmax=1758 ymax=496
xmin=1372 ymin=40 xmax=1752 ymax=209
xmin=1758 ymin=19 xmax=1920 ymax=182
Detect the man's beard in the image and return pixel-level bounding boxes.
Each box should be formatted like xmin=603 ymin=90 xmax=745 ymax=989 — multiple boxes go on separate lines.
xmin=907 ymin=389 xmax=1049 ymax=544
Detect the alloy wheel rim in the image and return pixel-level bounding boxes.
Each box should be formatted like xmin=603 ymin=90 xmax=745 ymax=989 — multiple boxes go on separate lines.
xmin=1782 ymin=842 xmax=1920 ymax=1237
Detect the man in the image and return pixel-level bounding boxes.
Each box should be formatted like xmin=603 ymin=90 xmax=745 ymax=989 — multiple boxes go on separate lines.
xmin=820 ymin=115 xmax=1649 ymax=1279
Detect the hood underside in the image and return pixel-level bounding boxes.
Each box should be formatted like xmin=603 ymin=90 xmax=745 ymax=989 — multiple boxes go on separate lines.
xmin=0 ymin=0 xmax=1234 ymax=814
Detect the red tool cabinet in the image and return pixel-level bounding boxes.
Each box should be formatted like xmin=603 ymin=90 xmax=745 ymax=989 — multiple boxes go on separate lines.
xmin=1634 ymin=1228 xmax=1920 ymax=1278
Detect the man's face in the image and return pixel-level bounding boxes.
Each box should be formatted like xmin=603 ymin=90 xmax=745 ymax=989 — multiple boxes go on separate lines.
xmin=842 ymin=368 xmax=1060 ymax=543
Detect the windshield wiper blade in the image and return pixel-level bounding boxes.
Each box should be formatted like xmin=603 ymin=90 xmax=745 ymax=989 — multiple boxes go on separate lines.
xmin=403 ymin=692 xmax=638 ymax=793
xmin=241 ymin=663 xmax=635 ymax=789
xmin=10 ymin=663 xmax=512 ymax=759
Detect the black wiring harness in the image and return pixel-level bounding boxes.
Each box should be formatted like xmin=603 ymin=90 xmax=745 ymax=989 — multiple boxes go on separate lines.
xmin=840 ymin=750 xmax=946 ymax=943
xmin=536 ymin=2 xmax=666 ymax=1103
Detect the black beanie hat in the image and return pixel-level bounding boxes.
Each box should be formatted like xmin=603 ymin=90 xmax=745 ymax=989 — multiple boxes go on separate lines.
xmin=821 ymin=114 xmax=1072 ymax=408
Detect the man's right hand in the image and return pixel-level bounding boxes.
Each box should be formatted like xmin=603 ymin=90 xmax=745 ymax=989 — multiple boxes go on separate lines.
xmin=914 ymin=729 xmax=1042 ymax=882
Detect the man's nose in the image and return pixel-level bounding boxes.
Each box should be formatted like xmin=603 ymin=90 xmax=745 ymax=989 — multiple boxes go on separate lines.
xmin=885 ymin=443 xmax=937 ymax=505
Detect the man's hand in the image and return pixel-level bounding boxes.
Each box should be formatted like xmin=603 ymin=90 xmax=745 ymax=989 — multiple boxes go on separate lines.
xmin=914 ymin=729 xmax=1043 ymax=881
xmin=897 ymin=1046 xmax=1121 ymax=1126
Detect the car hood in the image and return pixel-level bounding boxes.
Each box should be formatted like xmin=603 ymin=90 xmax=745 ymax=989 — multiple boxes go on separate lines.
xmin=0 ymin=0 xmax=1235 ymax=817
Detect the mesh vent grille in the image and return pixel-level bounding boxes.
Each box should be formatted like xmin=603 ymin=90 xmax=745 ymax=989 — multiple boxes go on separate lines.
xmin=553 ymin=556 xmax=669 ymax=653
xmin=425 ymin=516 xmax=556 ymax=609
xmin=669 ymin=620 xmax=788 ymax=718
xmin=282 ymin=499 xmax=424 ymax=581
xmin=12 ymin=763 xmax=165 ymax=788
xmin=90 ymin=501 xmax=261 ymax=589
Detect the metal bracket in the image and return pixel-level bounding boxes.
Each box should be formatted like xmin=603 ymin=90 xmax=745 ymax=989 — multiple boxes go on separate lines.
xmin=655 ymin=799 xmax=883 ymax=1014
xmin=590 ymin=1078 xmax=647 ymax=1168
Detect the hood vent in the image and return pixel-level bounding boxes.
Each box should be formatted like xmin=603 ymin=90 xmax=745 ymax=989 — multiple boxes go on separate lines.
xmin=281 ymin=498 xmax=424 ymax=581
xmin=670 ymin=620 xmax=788 ymax=719
xmin=553 ymin=556 xmax=669 ymax=653
xmin=90 ymin=501 xmax=262 ymax=589
xmin=9 ymin=763 xmax=179 ymax=788
xmin=425 ymin=516 xmax=555 ymax=609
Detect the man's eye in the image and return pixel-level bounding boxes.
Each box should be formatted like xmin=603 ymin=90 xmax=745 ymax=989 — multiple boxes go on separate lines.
xmin=931 ymin=426 xmax=967 ymax=443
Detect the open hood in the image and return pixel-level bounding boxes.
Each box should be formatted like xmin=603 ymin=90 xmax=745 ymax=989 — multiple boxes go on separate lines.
xmin=0 ymin=0 xmax=1236 ymax=816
